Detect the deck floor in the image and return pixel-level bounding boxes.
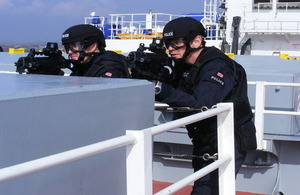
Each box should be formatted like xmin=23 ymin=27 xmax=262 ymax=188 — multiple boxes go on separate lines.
xmin=153 ymin=180 xmax=265 ymax=195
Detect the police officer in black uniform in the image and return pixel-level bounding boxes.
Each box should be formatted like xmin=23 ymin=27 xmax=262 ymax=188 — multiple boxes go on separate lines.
xmin=155 ymin=17 xmax=257 ymax=194
xmin=61 ymin=24 xmax=129 ymax=78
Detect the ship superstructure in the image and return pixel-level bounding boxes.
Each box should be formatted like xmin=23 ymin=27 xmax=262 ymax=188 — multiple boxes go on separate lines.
xmin=84 ymin=0 xmax=300 ymax=56
xmin=223 ymin=0 xmax=300 ymax=55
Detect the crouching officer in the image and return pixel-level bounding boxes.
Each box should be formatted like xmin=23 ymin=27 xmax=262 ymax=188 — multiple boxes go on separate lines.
xmin=155 ymin=17 xmax=257 ymax=194
xmin=61 ymin=24 xmax=130 ymax=78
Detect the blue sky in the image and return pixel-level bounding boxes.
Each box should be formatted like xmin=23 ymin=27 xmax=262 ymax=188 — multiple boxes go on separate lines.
xmin=0 ymin=0 xmax=204 ymax=44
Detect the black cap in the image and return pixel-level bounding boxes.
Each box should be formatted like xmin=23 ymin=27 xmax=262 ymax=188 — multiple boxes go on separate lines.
xmin=61 ymin=24 xmax=106 ymax=48
xmin=163 ymin=17 xmax=206 ymax=42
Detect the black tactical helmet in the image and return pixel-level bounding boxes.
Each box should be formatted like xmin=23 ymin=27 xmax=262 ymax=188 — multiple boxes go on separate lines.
xmin=61 ymin=24 xmax=106 ymax=50
xmin=163 ymin=17 xmax=206 ymax=43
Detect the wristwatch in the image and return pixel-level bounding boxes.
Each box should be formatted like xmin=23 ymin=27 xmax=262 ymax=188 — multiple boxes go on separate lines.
xmin=155 ymin=81 xmax=162 ymax=95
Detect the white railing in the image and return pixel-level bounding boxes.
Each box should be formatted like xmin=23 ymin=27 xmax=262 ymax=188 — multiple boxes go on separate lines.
xmin=0 ymin=103 xmax=235 ymax=195
xmin=249 ymin=81 xmax=300 ymax=150
xmin=152 ymin=103 xmax=235 ymax=195
xmin=242 ymin=20 xmax=300 ymax=34
xmin=0 ymin=135 xmax=136 ymax=183
xmin=84 ymin=12 xmax=224 ymax=40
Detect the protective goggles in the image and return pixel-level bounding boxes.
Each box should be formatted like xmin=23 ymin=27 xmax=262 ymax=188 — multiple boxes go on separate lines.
xmin=64 ymin=42 xmax=85 ymax=53
xmin=164 ymin=39 xmax=186 ymax=50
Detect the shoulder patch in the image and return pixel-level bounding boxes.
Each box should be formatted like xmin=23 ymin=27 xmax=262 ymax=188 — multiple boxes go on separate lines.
xmin=210 ymin=71 xmax=224 ymax=86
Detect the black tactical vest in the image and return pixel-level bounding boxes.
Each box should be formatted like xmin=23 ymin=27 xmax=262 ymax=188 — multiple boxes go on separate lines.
xmin=179 ymin=47 xmax=256 ymax=152
xmin=82 ymin=51 xmax=130 ymax=78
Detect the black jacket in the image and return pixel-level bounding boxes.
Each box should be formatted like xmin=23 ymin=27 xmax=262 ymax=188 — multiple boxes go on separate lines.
xmin=156 ymin=47 xmax=257 ymax=152
xmin=70 ymin=51 xmax=130 ymax=78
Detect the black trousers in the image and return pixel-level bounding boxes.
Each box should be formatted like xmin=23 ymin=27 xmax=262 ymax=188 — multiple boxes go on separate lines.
xmin=191 ymin=138 xmax=246 ymax=195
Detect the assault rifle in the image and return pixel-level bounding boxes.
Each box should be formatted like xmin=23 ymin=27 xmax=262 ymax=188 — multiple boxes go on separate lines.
xmin=126 ymin=38 xmax=174 ymax=82
xmin=15 ymin=42 xmax=72 ymax=75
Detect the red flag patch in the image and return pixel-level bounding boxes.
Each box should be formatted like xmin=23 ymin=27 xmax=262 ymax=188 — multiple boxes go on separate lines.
xmin=105 ymin=72 xmax=113 ymax=77
xmin=217 ymin=72 xmax=224 ymax=78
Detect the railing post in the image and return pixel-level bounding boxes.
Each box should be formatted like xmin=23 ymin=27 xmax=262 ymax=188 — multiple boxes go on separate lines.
xmin=255 ymin=81 xmax=266 ymax=150
xmin=217 ymin=103 xmax=235 ymax=195
xmin=126 ymin=129 xmax=153 ymax=195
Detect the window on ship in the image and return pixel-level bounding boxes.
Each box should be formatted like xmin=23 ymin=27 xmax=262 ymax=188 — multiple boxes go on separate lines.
xmin=278 ymin=0 xmax=300 ymax=9
xmin=253 ymin=0 xmax=300 ymax=9
xmin=253 ymin=0 xmax=272 ymax=9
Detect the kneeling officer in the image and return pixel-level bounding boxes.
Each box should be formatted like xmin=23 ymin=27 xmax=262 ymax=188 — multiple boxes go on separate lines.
xmin=61 ymin=24 xmax=129 ymax=78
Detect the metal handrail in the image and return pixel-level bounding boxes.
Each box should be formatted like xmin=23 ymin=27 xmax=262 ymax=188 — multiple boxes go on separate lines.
xmin=150 ymin=103 xmax=235 ymax=195
xmin=82 ymin=12 xmax=224 ymax=40
xmin=155 ymin=155 xmax=232 ymax=195
xmin=242 ymin=21 xmax=300 ymax=33
xmin=151 ymin=105 xmax=232 ymax=136
xmin=0 ymin=135 xmax=136 ymax=183
xmin=248 ymin=81 xmax=300 ymax=150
